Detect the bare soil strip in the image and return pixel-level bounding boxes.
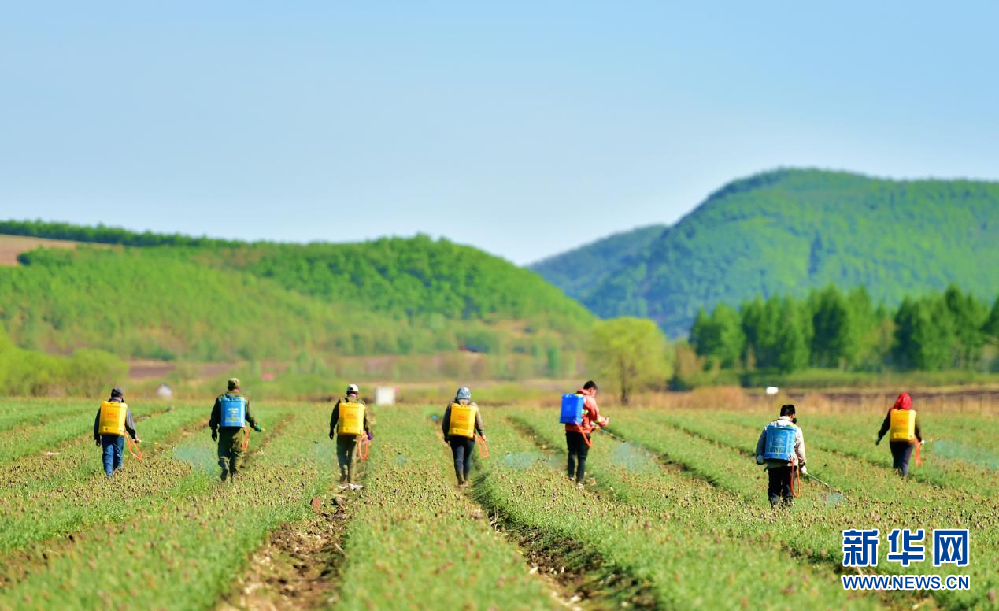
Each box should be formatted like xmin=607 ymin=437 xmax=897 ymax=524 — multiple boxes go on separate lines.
xmin=218 ymin=494 xmax=353 ymax=611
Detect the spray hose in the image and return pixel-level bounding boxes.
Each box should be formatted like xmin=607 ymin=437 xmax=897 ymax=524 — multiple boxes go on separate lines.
xmin=357 ymin=435 xmax=371 ymax=461
xmin=476 ymin=434 xmax=490 ymax=458
xmin=241 ymin=426 xmax=249 ymax=451
xmin=790 ymin=463 xmax=801 ymax=498
xmin=127 ymin=436 xmax=145 ymax=462
xmin=914 ymin=441 xmax=922 ymax=466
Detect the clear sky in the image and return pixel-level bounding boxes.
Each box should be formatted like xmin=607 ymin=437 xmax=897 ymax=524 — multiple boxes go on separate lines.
xmin=2 ymin=2 xmax=997 ymax=265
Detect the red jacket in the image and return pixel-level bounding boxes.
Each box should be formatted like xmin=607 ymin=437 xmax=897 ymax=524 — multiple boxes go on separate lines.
xmin=564 ymin=391 xmax=604 ymax=435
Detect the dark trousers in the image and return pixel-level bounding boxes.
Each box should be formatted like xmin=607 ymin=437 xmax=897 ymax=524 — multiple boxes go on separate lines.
xmin=217 ymin=428 xmax=244 ymax=481
xmin=336 ymin=435 xmax=359 ymax=483
xmin=449 ymin=436 xmax=476 ymax=484
xmin=767 ymin=466 xmax=793 ymax=507
xmin=566 ymin=431 xmax=590 ymax=483
xmin=889 ymin=441 xmax=915 ymax=477
xmin=100 ymin=435 xmax=125 ymax=477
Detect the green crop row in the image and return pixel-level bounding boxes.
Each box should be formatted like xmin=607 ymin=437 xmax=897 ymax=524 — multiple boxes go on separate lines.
xmin=608 ymin=410 xmax=998 ymax=609
xmin=713 ymin=411 xmax=999 ymax=498
xmin=0 ymin=408 xmax=288 ymax=559
xmin=920 ymin=413 xmax=999 ymax=450
xmin=0 ymin=405 xmax=207 ymax=497
xmin=789 ymin=411 xmax=999 ymax=476
xmin=474 ymin=411 xmax=874 ymax=609
xmin=0 ymin=404 xmax=333 ymax=610
xmin=0 ymin=402 xmax=93 ymax=432
xmin=330 ymin=406 xmax=556 ymax=610
xmin=0 ymin=403 xmax=171 ymax=465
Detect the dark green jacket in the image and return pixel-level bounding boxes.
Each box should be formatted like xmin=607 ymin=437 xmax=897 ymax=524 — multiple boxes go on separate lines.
xmin=209 ymin=391 xmax=258 ymax=432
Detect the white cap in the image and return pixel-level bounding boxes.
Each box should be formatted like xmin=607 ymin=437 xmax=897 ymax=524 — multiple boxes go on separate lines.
xmin=347 ymin=383 xmax=359 ymax=394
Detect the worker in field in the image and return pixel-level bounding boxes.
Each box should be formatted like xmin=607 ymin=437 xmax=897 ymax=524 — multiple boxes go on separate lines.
xmin=441 ymin=386 xmax=485 ymax=488
xmin=93 ymin=387 xmax=140 ymax=477
xmin=875 ymin=392 xmax=923 ymax=477
xmin=561 ymin=380 xmax=608 ymax=488
xmin=755 ymin=404 xmax=807 ymax=507
xmin=329 ymin=383 xmax=371 ymax=490
xmin=208 ymin=378 xmax=262 ymax=482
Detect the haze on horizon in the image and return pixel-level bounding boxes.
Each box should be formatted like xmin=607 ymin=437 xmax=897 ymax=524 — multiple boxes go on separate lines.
xmin=2 ymin=1 xmax=998 ymax=265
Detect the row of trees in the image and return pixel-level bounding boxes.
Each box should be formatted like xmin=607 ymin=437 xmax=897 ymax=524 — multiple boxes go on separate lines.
xmin=690 ymin=284 xmax=999 ymax=374
xmin=0 ymin=219 xmax=235 ymax=247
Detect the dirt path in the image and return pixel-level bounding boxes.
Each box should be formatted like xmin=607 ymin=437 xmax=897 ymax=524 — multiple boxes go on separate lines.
xmin=219 ymin=495 xmax=352 ymax=611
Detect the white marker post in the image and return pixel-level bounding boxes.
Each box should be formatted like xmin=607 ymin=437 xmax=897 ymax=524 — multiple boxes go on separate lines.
xmin=766 ymin=386 xmax=779 ymax=412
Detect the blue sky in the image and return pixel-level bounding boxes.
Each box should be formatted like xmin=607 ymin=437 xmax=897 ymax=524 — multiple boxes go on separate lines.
xmin=2 ymin=1 xmax=997 ymax=264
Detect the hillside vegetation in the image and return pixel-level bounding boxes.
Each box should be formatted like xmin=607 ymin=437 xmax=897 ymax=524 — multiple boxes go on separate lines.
xmin=532 ymin=168 xmax=999 ymax=336
xmin=530 ymin=224 xmax=665 ymax=301
xmin=0 ymin=226 xmax=594 ymax=376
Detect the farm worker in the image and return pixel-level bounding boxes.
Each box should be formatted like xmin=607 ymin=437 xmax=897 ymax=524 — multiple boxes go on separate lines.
xmin=441 ymin=386 xmax=485 ymax=487
xmin=565 ymin=380 xmax=608 ymax=488
xmin=209 ymin=378 xmax=262 ymax=482
xmin=875 ymin=392 xmax=923 ymax=477
xmin=755 ymin=404 xmax=807 ymax=507
xmin=329 ymin=383 xmax=371 ymax=490
xmin=93 ymin=387 xmax=140 ymax=477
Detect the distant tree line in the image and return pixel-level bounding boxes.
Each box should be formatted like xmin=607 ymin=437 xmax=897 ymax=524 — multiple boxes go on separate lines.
xmin=689 ymin=284 xmax=999 ymax=374
xmin=0 ymin=220 xmax=238 ymax=247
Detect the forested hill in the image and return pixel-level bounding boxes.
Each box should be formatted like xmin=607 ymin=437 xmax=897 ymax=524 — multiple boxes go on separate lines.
xmin=0 ymin=224 xmax=593 ymax=364
xmin=530 ymin=224 xmax=666 ymax=301
xmin=531 ymin=168 xmax=999 ymax=336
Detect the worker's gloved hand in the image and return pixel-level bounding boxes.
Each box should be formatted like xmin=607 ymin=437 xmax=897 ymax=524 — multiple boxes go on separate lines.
xmin=329 ymin=431 xmax=335 ymax=440
xmin=212 ymin=430 xmax=218 ymax=442
xmin=756 ymin=455 xmax=764 ymax=465
xmin=253 ymin=425 xmax=263 ymax=433
xmin=599 ymin=416 xmax=610 ymax=427
xmin=875 ymin=436 xmax=881 ymax=446
xmin=480 ymin=435 xmax=487 ymax=442
xmin=95 ymin=439 xmax=101 ymax=447
xmin=800 ymin=466 xmax=808 ymax=476
xmin=135 ymin=439 xmax=142 ymax=444
xmin=367 ymin=432 xmax=373 ymax=441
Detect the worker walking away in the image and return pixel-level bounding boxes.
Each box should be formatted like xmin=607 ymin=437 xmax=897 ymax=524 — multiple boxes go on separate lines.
xmin=209 ymin=378 xmax=262 ymax=482
xmin=93 ymin=387 xmax=140 ymax=477
xmin=441 ymin=386 xmax=485 ymax=488
xmin=876 ymin=392 xmax=923 ymax=477
xmin=330 ymin=383 xmax=371 ymax=491
xmin=560 ymin=380 xmax=608 ymax=489
xmin=755 ymin=404 xmax=807 ymax=507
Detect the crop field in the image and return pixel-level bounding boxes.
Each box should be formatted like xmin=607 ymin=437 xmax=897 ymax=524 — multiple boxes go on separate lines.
xmin=0 ymin=399 xmax=996 ymax=610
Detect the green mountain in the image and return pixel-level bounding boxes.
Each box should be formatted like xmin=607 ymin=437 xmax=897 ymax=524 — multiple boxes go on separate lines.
xmin=532 ymin=168 xmax=999 ymax=336
xmin=0 ymin=225 xmax=594 ymax=369
xmin=530 ymin=224 xmax=666 ymax=301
